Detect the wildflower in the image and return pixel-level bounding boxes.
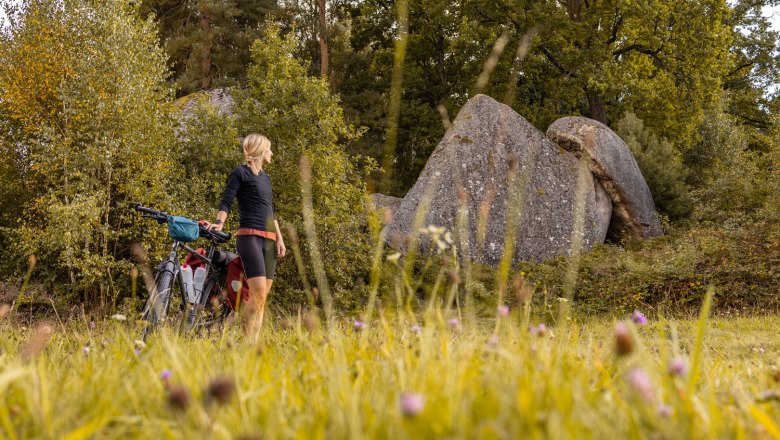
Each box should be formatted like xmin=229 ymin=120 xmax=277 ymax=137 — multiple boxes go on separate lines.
xmin=110 ymin=314 xmax=127 ymax=321
xmin=448 ymin=318 xmax=460 ymax=330
xmin=89 ymin=321 xmax=96 ymax=330
xmin=657 ymin=404 xmax=673 ymax=417
xmin=81 ymin=346 xmax=90 ymax=356
xmin=206 ymin=377 xmax=236 ymax=405
xmin=21 ymin=325 xmax=53 ymax=362
xmin=631 ymin=311 xmax=648 ymax=325
xmin=167 ymin=385 xmax=190 ymax=411
xmin=410 ymin=324 xmax=422 ymax=335
xmin=529 ymin=323 xmax=547 ymax=337
xmin=487 ymin=334 xmax=499 ymax=348
xmin=667 ymin=357 xmax=688 ymax=377
xmin=615 ymin=322 xmax=634 ymax=356
xmin=497 ymin=305 xmax=510 ymax=318
xmin=160 ymin=369 xmax=173 ymax=382
xmin=626 ymin=368 xmax=655 ymax=403
xmin=757 ymin=390 xmax=780 ymax=402
xmin=399 ymin=392 xmax=425 ymax=417
xmin=303 ymin=314 xmax=318 ymax=332
xmin=353 ymin=320 xmax=367 ymax=331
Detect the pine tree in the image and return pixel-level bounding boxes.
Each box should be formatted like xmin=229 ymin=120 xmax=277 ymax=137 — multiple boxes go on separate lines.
xmin=616 ymin=112 xmax=692 ymax=220
xmin=139 ymin=0 xmax=279 ymax=96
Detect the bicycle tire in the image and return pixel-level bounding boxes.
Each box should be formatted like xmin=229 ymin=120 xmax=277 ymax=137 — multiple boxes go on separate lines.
xmin=141 ymin=266 xmax=176 ymax=339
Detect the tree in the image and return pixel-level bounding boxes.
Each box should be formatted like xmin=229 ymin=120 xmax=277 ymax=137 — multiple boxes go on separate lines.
xmin=343 ymin=0 xmax=779 ymax=197
xmin=0 ymin=0 xmax=177 ymax=305
xmin=233 ymin=27 xmax=377 ymax=306
xmin=139 ymin=0 xmax=280 ymax=96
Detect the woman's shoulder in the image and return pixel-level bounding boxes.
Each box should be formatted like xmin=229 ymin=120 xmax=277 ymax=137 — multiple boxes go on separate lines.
xmin=230 ymin=165 xmax=250 ymax=177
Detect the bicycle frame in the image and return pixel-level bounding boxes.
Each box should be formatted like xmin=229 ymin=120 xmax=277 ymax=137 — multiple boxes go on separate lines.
xmin=147 ymin=240 xmax=229 ymax=333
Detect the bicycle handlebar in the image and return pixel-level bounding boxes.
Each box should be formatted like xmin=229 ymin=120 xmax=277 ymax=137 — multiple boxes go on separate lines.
xmin=134 ymin=202 xmax=231 ymax=243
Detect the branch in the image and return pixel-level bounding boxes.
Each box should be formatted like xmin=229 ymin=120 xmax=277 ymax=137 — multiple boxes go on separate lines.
xmin=727 ymin=60 xmax=757 ymax=77
xmin=606 ymin=13 xmax=623 ymax=45
xmin=612 ymin=44 xmax=662 ymax=57
xmin=538 ymin=44 xmax=579 ymax=78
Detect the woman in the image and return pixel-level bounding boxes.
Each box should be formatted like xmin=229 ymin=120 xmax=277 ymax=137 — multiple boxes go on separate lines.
xmin=207 ymin=133 xmax=286 ymax=340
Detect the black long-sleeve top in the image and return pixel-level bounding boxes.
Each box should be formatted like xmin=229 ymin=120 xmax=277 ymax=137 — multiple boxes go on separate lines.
xmin=218 ymin=165 xmax=276 ymax=231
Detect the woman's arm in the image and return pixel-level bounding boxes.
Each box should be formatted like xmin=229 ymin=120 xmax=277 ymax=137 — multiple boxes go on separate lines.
xmin=274 ymin=219 xmax=286 ymax=257
xmin=207 ymin=168 xmax=240 ymax=232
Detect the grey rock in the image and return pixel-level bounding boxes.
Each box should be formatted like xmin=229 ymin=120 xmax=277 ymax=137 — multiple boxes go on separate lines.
xmin=370 ymin=193 xmax=403 ymax=218
xmin=547 ymin=117 xmax=663 ymax=240
xmin=384 ymin=94 xmax=612 ymax=266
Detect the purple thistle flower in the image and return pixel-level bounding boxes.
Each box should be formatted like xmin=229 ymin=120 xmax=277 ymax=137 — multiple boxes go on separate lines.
xmin=529 ymin=323 xmax=547 ymax=337
xmin=497 ymin=305 xmax=510 ymax=318
xmin=667 ymin=357 xmax=688 ymax=377
xmin=160 ymin=369 xmax=173 ymax=381
xmin=448 ymin=318 xmax=460 ymax=329
xmin=631 ymin=310 xmax=648 ymax=325
xmin=134 ymin=348 xmax=142 ymax=356
xmin=89 ymin=321 xmax=96 ymax=330
xmin=399 ymin=392 xmax=425 ymax=417
xmin=82 ymin=346 xmax=90 ymax=356
xmin=626 ymin=368 xmax=655 ymax=403
xmin=353 ymin=320 xmax=367 ymax=331
xmin=410 ymin=324 xmax=422 ymax=335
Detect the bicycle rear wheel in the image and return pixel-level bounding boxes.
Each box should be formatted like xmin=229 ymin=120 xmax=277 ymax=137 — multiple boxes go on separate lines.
xmin=141 ymin=265 xmax=176 ymax=339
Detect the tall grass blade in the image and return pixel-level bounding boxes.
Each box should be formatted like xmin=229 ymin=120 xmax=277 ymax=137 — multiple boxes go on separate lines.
xmin=688 ymin=287 xmax=714 ymax=390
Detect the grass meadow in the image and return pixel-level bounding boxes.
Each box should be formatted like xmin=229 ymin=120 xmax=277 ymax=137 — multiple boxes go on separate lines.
xmin=2 ymin=292 xmax=780 ymax=439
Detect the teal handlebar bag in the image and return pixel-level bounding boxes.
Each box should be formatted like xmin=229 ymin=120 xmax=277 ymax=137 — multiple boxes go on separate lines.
xmin=168 ymin=216 xmax=200 ymax=242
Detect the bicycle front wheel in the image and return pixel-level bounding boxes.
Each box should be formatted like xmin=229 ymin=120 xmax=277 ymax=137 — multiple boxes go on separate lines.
xmin=141 ymin=265 xmax=176 ymax=339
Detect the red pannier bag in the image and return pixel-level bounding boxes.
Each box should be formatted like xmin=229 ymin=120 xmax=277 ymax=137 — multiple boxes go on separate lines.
xmin=184 ymin=248 xmax=248 ymax=311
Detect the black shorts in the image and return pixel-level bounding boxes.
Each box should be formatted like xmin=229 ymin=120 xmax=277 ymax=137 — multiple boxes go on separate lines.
xmin=236 ymin=235 xmax=277 ymax=279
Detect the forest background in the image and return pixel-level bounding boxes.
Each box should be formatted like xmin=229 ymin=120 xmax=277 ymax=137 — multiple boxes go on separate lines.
xmin=0 ymin=0 xmax=779 ymax=318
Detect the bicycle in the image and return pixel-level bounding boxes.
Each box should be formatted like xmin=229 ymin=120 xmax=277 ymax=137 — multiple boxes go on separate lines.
xmin=134 ymin=202 xmax=235 ymax=339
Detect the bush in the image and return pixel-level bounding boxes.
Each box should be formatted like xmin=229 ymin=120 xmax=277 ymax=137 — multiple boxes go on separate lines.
xmin=232 ymin=27 xmax=378 ymax=310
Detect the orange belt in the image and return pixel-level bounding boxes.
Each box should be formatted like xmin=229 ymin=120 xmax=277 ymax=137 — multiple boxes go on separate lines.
xmin=236 ymin=227 xmax=277 ymax=242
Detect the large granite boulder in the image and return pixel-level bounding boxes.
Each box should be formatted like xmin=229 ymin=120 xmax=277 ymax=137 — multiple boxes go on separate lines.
xmin=383 ymin=94 xmax=612 ymax=266
xmin=546 ymin=117 xmax=663 ymax=240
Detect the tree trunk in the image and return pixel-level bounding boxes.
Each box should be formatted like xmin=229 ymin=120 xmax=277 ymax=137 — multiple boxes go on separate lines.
xmin=587 ymin=92 xmax=608 ymax=124
xmin=199 ymin=7 xmax=212 ymax=90
xmin=566 ymin=0 xmax=582 ymax=21
xmin=317 ymin=0 xmax=329 ymax=80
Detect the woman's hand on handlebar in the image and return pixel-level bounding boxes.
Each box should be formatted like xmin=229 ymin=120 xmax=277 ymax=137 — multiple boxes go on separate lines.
xmin=203 ymin=221 xmax=224 ymax=232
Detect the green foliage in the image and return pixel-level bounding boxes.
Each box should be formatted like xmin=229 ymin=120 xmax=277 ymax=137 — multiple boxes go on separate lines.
xmin=686 ymin=106 xmax=768 ymax=222
xmin=173 ymin=94 xmax=242 ymax=220
xmin=342 ymin=0 xmax=779 ymax=197
xmin=139 ymin=0 xmax=279 ymax=96
xmin=515 ymin=222 xmax=780 ymax=316
xmin=615 ymin=112 xmax=692 ymax=220
xmin=0 ymin=0 xmax=177 ymax=302
xmin=233 ymin=27 xmax=378 ymax=308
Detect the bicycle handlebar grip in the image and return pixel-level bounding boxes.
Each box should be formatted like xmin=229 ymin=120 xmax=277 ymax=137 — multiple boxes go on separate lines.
xmin=134 ymin=202 xmax=161 ymax=216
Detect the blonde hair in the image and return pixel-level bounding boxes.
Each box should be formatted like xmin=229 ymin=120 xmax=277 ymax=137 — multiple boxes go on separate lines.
xmin=243 ymin=133 xmax=272 ymax=175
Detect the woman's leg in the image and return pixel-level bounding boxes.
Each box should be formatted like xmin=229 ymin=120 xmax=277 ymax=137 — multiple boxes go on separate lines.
xmin=236 ymin=236 xmax=269 ymax=340
xmin=244 ymin=276 xmax=267 ymax=340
